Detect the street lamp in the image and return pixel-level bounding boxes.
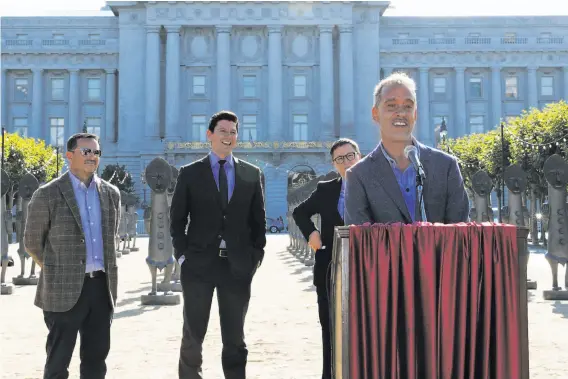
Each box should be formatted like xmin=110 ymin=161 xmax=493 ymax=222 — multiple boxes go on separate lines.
xmin=1 ymin=127 xmax=5 ymax=171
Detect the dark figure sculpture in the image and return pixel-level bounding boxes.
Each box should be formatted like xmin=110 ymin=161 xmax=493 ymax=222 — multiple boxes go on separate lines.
xmin=13 ymin=173 xmax=39 ymax=285
xmin=470 ymin=171 xmax=494 ymax=223
xmin=542 ymin=155 xmax=568 ymax=300
xmin=1 ymin=169 xmax=14 ymax=295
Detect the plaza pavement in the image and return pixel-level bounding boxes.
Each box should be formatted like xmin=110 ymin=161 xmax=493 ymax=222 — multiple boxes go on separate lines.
xmin=0 ymin=235 xmax=567 ymax=378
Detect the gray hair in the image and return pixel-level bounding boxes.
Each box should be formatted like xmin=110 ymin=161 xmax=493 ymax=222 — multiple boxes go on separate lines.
xmin=373 ymin=72 xmax=417 ymax=109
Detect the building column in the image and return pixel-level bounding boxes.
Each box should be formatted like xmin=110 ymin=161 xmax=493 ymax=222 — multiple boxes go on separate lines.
xmin=319 ymin=25 xmax=334 ymax=140
xmin=491 ymin=65 xmax=502 ymax=128
xmin=339 ymin=25 xmax=355 ymax=139
xmin=105 ymin=69 xmax=116 ymax=142
xmin=31 ymin=68 xmax=43 ymax=139
xmin=563 ymin=66 xmax=568 ymax=101
xmin=454 ymin=67 xmax=466 ymax=137
xmin=268 ymin=25 xmax=283 ymax=140
xmin=216 ymin=25 xmax=231 ymax=111
xmin=418 ymin=67 xmax=430 ymax=144
xmin=1 ymin=70 xmax=7 ymax=129
xmin=145 ymin=26 xmax=160 ymax=138
xmin=166 ymin=26 xmax=181 ymax=140
xmin=527 ymin=66 xmax=538 ymax=109
xmin=68 ymin=69 xmax=80 ymax=140
xmin=383 ymin=67 xmax=393 ymax=78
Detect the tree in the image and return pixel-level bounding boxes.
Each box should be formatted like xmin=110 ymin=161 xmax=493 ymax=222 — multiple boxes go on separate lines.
xmin=100 ymin=163 xmax=136 ymax=194
xmin=2 ymin=132 xmax=63 ymax=187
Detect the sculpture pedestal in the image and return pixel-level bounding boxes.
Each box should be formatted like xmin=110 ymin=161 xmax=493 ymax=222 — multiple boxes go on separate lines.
xmin=543 ymin=289 xmax=568 ymax=300
xmin=1 ymin=284 xmax=14 ymax=295
xmin=158 ymin=281 xmax=182 ymax=292
xmin=130 ymin=247 xmax=139 ymax=252
xmin=141 ymin=292 xmax=180 ymax=305
xmin=12 ymin=276 xmax=38 ymax=285
xmin=121 ymin=249 xmax=130 ymax=255
xmin=116 ymin=251 xmax=122 ymax=258
xmin=527 ymin=280 xmax=537 ymax=290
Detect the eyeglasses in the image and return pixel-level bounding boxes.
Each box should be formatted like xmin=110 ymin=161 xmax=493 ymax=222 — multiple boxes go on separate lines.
xmin=333 ymin=152 xmax=357 ymax=164
xmin=75 ymin=147 xmax=102 ymax=157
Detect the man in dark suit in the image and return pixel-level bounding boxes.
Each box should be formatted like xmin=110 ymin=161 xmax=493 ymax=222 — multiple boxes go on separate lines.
xmin=170 ymin=110 xmax=266 ymax=379
xmin=345 ymin=72 xmax=469 ymax=225
xmin=292 ymin=138 xmax=361 ymax=379
xmin=24 ymin=133 xmax=121 ymax=379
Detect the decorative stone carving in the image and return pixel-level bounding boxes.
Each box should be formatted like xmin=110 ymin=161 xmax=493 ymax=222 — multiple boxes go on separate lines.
xmin=284 ymin=27 xmax=316 ymax=63
xmin=1 ymin=169 xmax=13 ymax=295
xmin=470 ymin=171 xmax=494 ymax=222
xmin=12 ymin=173 xmax=39 ymax=286
xmin=141 ymin=158 xmax=180 ymax=305
xmin=125 ymin=194 xmax=139 ymax=252
xmin=542 ymin=154 xmax=568 ymax=300
xmin=117 ymin=190 xmax=130 ymax=255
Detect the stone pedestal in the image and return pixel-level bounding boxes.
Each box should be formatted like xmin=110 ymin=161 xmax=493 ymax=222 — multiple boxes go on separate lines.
xmin=12 ymin=276 xmax=38 ymax=285
xmin=141 ymin=292 xmax=180 ymax=305
xmin=1 ymin=284 xmax=13 ymax=295
xmin=543 ymin=289 xmax=568 ymax=300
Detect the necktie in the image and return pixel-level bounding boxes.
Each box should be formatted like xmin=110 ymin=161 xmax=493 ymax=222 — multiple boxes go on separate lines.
xmin=218 ymin=160 xmax=228 ymax=210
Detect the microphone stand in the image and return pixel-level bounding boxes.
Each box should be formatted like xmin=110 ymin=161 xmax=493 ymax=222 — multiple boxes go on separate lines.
xmin=416 ymin=170 xmax=427 ymax=222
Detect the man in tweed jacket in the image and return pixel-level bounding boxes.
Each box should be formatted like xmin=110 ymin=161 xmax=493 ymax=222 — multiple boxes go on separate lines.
xmin=24 ymin=133 xmax=121 ymax=379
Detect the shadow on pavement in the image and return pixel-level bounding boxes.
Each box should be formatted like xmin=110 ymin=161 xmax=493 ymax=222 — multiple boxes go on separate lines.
xmin=113 ymin=305 xmax=162 ymax=320
xmin=552 ymin=301 xmax=568 ymax=319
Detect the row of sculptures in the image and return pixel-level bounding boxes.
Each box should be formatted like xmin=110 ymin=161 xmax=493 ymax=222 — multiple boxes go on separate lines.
xmin=284 ymin=154 xmax=568 ymax=300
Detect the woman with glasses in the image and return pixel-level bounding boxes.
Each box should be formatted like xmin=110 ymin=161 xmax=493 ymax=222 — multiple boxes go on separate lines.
xmin=292 ymin=138 xmax=361 ymax=379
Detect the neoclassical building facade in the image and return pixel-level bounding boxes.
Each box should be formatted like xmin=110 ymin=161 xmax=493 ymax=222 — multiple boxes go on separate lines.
xmin=1 ymin=1 xmax=568 ymax=219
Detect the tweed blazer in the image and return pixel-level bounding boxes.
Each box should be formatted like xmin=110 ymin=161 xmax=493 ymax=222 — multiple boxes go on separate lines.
xmin=24 ymin=172 xmax=121 ymax=312
xmin=345 ymin=141 xmax=470 ymax=225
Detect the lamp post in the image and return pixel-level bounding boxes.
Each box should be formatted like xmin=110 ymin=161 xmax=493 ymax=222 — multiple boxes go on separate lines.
xmin=56 ymin=147 xmax=60 ymax=177
xmin=1 ymin=126 xmax=5 ymax=170
xmin=500 ymin=121 xmax=506 ymax=223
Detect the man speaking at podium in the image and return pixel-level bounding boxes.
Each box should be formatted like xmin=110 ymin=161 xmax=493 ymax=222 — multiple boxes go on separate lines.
xmin=344 ymin=72 xmax=469 ymax=225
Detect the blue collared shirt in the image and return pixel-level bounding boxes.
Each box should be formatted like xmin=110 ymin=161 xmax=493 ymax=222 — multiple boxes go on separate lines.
xmin=209 ymin=152 xmax=235 ymax=248
xmin=338 ymin=179 xmax=346 ymax=220
xmin=380 ymin=143 xmax=418 ymax=222
xmin=69 ymin=172 xmax=105 ymax=273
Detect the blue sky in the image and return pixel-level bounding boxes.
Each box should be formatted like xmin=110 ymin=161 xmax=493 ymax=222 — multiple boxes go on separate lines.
xmin=1 ymin=0 xmax=567 ymax=17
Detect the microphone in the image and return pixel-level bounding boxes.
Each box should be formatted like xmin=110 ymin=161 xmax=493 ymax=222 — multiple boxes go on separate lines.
xmin=404 ymin=145 xmax=426 ymax=181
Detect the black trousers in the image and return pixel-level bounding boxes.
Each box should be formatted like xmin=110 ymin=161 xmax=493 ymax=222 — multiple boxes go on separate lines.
xmin=179 ymin=256 xmax=252 ymax=379
xmin=317 ymin=279 xmax=332 ymax=379
xmin=43 ymin=274 xmax=113 ymax=379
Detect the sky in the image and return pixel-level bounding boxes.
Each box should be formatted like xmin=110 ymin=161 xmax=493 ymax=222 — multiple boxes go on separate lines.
xmin=1 ymin=0 xmax=567 ymax=17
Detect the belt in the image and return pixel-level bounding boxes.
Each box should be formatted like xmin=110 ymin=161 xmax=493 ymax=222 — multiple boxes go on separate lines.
xmin=86 ymin=270 xmax=105 ymax=279
xmin=219 ymin=249 xmax=228 ymax=258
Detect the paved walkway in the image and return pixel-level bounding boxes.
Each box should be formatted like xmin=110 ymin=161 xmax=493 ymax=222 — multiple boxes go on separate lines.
xmin=1 ymin=235 xmax=567 ymax=378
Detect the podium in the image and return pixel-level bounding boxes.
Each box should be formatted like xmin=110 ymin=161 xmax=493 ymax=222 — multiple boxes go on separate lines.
xmin=330 ymin=223 xmax=529 ymax=379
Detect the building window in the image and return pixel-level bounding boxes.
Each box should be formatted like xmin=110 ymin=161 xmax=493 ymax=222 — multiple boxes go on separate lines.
xmin=433 ymin=77 xmax=446 ymax=94
xmin=87 ymin=78 xmax=101 ymax=100
xmin=292 ymin=114 xmax=308 ymax=141
xmin=51 ymin=78 xmax=65 ymax=100
xmin=88 ymin=34 xmax=100 ymax=40
xmin=14 ymin=78 xmax=29 ymax=101
xmin=242 ymin=115 xmax=257 ymax=141
xmin=541 ymin=76 xmax=554 ymax=96
xmin=16 ymin=34 xmax=28 ymax=40
xmin=505 ymin=76 xmax=518 ymax=99
xmin=469 ymin=77 xmax=483 ymax=98
xmin=50 ymin=118 xmax=65 ymax=148
xmin=85 ymin=117 xmax=101 ymax=136
xmin=243 ymin=75 xmax=256 ymax=97
xmin=293 ymin=75 xmax=307 ymax=97
xmin=503 ymin=32 xmax=516 ymax=43
xmin=53 ymin=33 xmax=65 ymax=40
xmin=469 ymin=115 xmax=484 ymax=134
xmin=192 ymin=76 xmax=206 ymax=96
xmin=192 ymin=115 xmax=207 ymax=142
xmin=13 ymin=117 xmax=28 ymax=137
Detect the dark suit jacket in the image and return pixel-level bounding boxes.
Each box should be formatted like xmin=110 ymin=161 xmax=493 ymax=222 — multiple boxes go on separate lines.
xmin=345 ymin=141 xmax=470 ymax=225
xmin=24 ymin=172 xmax=121 ymax=312
xmin=169 ymin=155 xmax=266 ymax=279
xmin=293 ymin=177 xmax=343 ymax=288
